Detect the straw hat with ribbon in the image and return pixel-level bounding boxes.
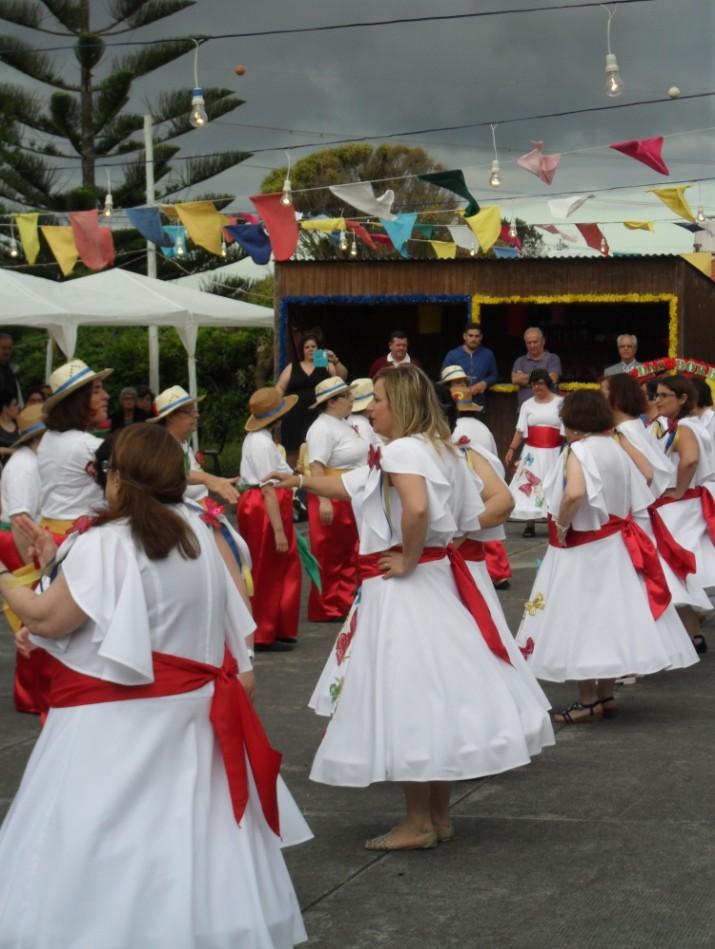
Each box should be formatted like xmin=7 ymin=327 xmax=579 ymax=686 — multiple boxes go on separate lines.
xmin=440 ymin=365 xmax=482 ymax=413
xmin=245 ymin=387 xmax=298 ymax=432
xmin=310 ymin=377 xmax=351 ymax=408
xmin=13 ymin=404 xmax=47 ymax=448
xmin=147 ymin=385 xmax=205 ymax=423
xmin=350 ymin=378 xmax=374 ymax=413
xmin=44 ymin=359 xmax=112 ymax=412
xmin=440 ymin=365 xmax=469 ymax=385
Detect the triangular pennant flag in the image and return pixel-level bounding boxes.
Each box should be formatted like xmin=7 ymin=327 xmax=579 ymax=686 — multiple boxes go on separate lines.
xmin=250 ymin=193 xmax=299 ymax=261
xmin=329 ymin=182 xmax=396 ymax=221
xmin=516 ymin=141 xmax=561 ymax=185
xmin=68 ymin=210 xmax=114 ymax=271
xmin=499 ymin=224 xmax=522 ymax=252
xmin=381 ymin=213 xmax=417 ymax=257
xmin=494 ymin=246 xmax=521 ymax=258
xmin=575 ymin=223 xmax=608 ymax=254
xmin=301 ymin=217 xmax=345 ymax=232
xmin=173 ymin=201 xmax=224 ymax=256
xmin=674 ymin=221 xmax=702 ymax=233
xmin=538 ymin=224 xmax=559 ymax=234
xmin=465 ymin=206 xmax=501 ymax=253
xmin=40 ymin=225 xmax=78 ymax=276
xmin=224 ymin=224 xmax=272 ymax=265
xmin=415 ymin=224 xmax=434 ymax=239
xmin=610 ymin=136 xmax=669 ymax=175
xmin=680 ymin=252 xmax=714 ymax=279
xmin=624 ymin=221 xmax=655 ymax=231
xmin=430 ymin=240 xmax=457 ymax=259
xmin=371 ymin=233 xmax=392 ymax=246
xmin=417 ymin=170 xmax=479 ymax=217
xmin=15 ymin=213 xmax=40 ymax=264
xmin=346 ymin=220 xmax=376 ymax=251
xmin=447 ymin=225 xmax=478 ymax=252
xmin=127 ymin=206 xmax=174 ymax=246
xmin=160 ymin=224 xmax=185 ymax=258
xmin=548 ymin=194 xmax=594 ymax=218
xmin=648 ymin=185 xmax=696 ymax=222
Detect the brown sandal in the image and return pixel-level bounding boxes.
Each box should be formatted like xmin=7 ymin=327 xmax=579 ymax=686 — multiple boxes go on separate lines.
xmin=551 ymin=700 xmax=603 ymax=725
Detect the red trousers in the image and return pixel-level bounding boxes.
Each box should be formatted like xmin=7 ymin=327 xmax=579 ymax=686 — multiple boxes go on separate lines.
xmin=307 ymin=494 xmax=358 ymax=621
xmin=484 ymin=540 xmax=512 ymax=583
xmin=237 ymin=488 xmax=301 ymax=645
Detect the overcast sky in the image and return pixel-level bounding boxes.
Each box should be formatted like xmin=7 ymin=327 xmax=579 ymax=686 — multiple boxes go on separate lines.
xmin=6 ymin=0 xmax=715 ymax=255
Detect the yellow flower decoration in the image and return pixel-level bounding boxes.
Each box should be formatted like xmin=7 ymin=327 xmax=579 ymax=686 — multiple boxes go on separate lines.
xmin=524 ymin=592 xmax=545 ymax=616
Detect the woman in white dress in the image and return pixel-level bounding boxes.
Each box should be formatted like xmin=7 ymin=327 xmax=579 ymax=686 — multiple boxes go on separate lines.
xmin=273 ymin=365 xmax=554 ymax=851
xmin=347 ymin=377 xmax=378 ymax=445
xmin=692 ymin=377 xmax=715 ymax=440
xmin=0 ymin=424 xmax=307 ymax=949
xmin=505 ymin=368 xmax=563 ymax=537
xmin=517 ymin=390 xmax=698 ymax=723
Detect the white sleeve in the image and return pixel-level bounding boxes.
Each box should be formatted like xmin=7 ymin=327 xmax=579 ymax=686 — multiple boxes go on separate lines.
xmin=516 ymin=402 xmax=529 ymax=436
xmin=306 ymin=418 xmax=333 ymax=466
xmin=4 ymin=455 xmax=40 ymax=518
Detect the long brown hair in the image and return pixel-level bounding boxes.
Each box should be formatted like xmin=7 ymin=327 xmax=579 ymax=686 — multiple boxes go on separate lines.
xmin=94 ymin=424 xmax=200 ymax=561
xmin=45 ymin=384 xmax=92 ymax=432
xmin=376 ymin=364 xmax=455 ymax=453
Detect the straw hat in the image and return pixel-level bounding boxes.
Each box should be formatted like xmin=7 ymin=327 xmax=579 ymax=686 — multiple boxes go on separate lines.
xmin=13 ymin=404 xmax=47 ymax=448
xmin=310 ymin=377 xmax=351 ymax=408
xmin=44 ymin=359 xmax=112 ymax=412
xmin=147 ymin=385 xmax=205 ymax=423
xmin=440 ymin=365 xmax=469 ymax=385
xmin=245 ymin=387 xmax=298 ymax=432
xmin=349 ymin=378 xmax=374 ymax=412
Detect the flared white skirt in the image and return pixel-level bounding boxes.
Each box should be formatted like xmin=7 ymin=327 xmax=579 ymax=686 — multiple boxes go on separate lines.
xmin=509 ymin=445 xmax=561 ymax=520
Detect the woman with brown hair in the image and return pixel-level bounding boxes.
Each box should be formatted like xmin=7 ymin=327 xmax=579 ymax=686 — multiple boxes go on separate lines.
xmin=517 ymin=390 xmax=698 ymax=723
xmin=0 ymin=423 xmax=308 ymax=948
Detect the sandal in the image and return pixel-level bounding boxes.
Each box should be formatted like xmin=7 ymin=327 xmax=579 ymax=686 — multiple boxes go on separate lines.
xmin=600 ymin=696 xmax=618 ymax=719
xmin=693 ymin=634 xmax=708 ymax=655
xmin=522 ymin=525 xmax=536 ymax=538
xmin=364 ymin=828 xmax=438 ymax=851
xmin=551 ymin=700 xmax=603 ymax=725
xmin=434 ymin=822 xmax=456 ymax=843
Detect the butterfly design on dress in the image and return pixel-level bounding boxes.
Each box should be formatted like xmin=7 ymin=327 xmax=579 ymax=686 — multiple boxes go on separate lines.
xmin=518 ymin=470 xmax=541 ymax=497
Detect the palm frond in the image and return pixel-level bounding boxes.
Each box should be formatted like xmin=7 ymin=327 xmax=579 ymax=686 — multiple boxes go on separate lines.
xmin=94 ymin=112 xmax=145 ymax=155
xmin=113 ymin=39 xmax=194 ymax=79
xmin=0 ymin=1 xmax=43 ymax=29
xmin=37 ymin=0 xmax=80 ymax=30
xmin=93 ymin=70 xmax=133 ymax=133
xmin=49 ymin=91 xmax=81 ymax=149
xmin=107 ymin=0 xmax=195 ymax=30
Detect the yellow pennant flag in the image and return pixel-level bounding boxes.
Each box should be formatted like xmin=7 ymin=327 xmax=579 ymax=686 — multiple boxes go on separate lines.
xmin=624 ymin=221 xmax=655 ymax=231
xmin=430 ymin=240 xmax=457 ymax=259
xmin=681 ymin=252 xmax=714 ymax=280
xmin=172 ymin=201 xmax=224 ymax=255
xmin=465 ymin=206 xmax=501 ymax=254
xmin=648 ymin=185 xmax=695 ymax=222
xmin=16 ymin=212 xmax=40 ymax=264
xmin=40 ymin=225 xmax=78 ymax=276
xmin=301 ymin=218 xmax=346 ymax=232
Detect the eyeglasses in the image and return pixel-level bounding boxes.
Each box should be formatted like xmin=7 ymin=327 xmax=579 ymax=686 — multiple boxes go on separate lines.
xmin=100 ymin=460 xmax=113 ymax=474
xmin=176 ymin=407 xmax=199 ymax=416
xmin=655 ymin=392 xmax=676 ymax=400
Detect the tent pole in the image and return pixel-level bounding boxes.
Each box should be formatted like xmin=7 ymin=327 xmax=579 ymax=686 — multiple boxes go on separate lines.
xmin=187 ymin=352 xmax=199 ymax=452
xmin=45 ymin=334 xmax=53 ymax=382
xmin=144 ymin=113 xmax=160 ymax=395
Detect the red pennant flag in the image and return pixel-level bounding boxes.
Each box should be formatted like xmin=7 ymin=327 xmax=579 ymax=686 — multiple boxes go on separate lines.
xmin=500 ymin=224 xmax=523 ymax=252
xmin=575 ymin=223 xmax=608 ymax=255
xmin=609 ymin=136 xmax=669 ymax=176
xmin=371 ymin=233 xmax=392 ymax=246
xmin=249 ymin=194 xmax=298 ymax=261
xmin=69 ymin=210 xmax=114 ymax=271
xmin=346 ymin=220 xmax=377 ymax=251
xmin=223 ymin=215 xmax=237 ymax=243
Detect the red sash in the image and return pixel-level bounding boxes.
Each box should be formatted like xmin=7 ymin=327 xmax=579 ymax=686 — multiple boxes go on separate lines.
xmin=651 ymin=485 xmax=715 ymax=542
xmin=526 ymin=426 xmax=563 ymax=449
xmin=459 ymin=538 xmax=486 ymax=562
xmin=357 ymin=545 xmax=511 ymax=665
xmin=548 ymin=514 xmax=670 ymax=620
xmin=647 ymin=494 xmax=699 ymax=582
xmin=43 ymin=648 xmax=282 ymax=836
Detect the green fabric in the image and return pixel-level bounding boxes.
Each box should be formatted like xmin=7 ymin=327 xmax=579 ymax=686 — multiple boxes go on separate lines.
xmin=415 ymin=224 xmax=434 ymax=239
xmin=418 ymin=170 xmax=480 ymax=217
xmin=296 ymin=530 xmax=322 ymax=593
xmin=0 ymin=521 xmax=11 ymax=532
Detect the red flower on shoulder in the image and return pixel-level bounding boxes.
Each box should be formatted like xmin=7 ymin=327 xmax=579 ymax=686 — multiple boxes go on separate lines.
xmin=199 ymin=497 xmax=225 ymax=529
xmin=457 ymin=435 xmax=471 ymax=447
xmin=69 ymin=515 xmax=96 ymax=535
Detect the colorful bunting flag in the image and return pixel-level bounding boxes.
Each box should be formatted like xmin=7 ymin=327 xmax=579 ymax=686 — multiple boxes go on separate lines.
xmin=624 ymin=221 xmax=655 ymax=231
xmin=610 ymin=136 xmax=669 ymax=175
xmin=346 ymin=220 xmax=377 ymax=251
xmin=40 ymin=225 xmax=78 ymax=276
xmin=465 ymin=206 xmax=501 ymax=254
xmin=160 ymin=225 xmax=185 ymax=258
xmin=173 ymin=201 xmax=225 ymax=256
xmin=126 ymin=206 xmax=173 ymax=246
xmin=680 ymin=253 xmax=714 ymax=279
xmin=15 ymin=213 xmax=40 ymax=265
xmin=447 ymin=225 xmax=478 ymax=252
xmin=329 ymin=182 xmax=397 ymax=221
xmin=417 ymin=170 xmax=479 ymax=217
xmin=301 ymin=217 xmax=346 ymax=232
xmin=380 ymin=213 xmax=417 ymax=257
xmin=224 ymin=224 xmax=272 ymax=265
xmin=68 ymin=210 xmax=114 ymax=271
xmin=674 ymin=222 xmax=702 ymax=234
xmin=494 ymin=246 xmax=521 ymax=259
xmin=415 ymin=224 xmax=435 ymax=239
xmin=575 ymin=223 xmax=608 ymax=254
xmin=500 ymin=224 xmax=522 ymax=253
xmin=250 ymin=193 xmax=299 ymax=261
xmin=648 ymin=185 xmax=696 ymax=222
xmin=548 ymin=194 xmax=594 ymax=218
xmin=516 ymin=141 xmax=561 ymax=185
xmin=430 ymin=241 xmax=457 ymax=259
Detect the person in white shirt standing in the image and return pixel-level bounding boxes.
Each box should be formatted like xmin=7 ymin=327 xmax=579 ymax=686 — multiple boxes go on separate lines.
xmin=0 ymin=404 xmax=46 ymax=565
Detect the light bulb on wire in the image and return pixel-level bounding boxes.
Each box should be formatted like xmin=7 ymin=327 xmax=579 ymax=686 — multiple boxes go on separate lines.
xmin=349 ymin=234 xmax=358 ymax=257
xmin=600 ymin=236 xmax=608 ymax=254
xmin=103 ymin=192 xmax=113 ymax=218
xmin=696 ymin=206 xmax=706 ymax=226
xmin=469 ymin=247 xmax=477 ymax=257
xmin=489 ymin=124 xmax=501 ymax=188
xmin=9 ymin=238 xmax=19 ymax=259
xmin=221 ymin=240 xmax=227 ymax=258
xmin=604 ymin=9 xmax=624 ymax=97
xmin=508 ymin=221 xmax=517 ymax=239
xmin=338 ymin=230 xmax=348 ymax=252
xmin=189 ymin=40 xmax=209 ymax=128
xmin=175 ymin=233 xmax=186 ymax=257
xmin=280 ymin=151 xmax=293 ymax=206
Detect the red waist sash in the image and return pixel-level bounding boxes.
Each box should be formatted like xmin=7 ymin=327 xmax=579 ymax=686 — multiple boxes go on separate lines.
xmin=526 ymin=426 xmax=563 ymax=449
xmin=548 ymin=514 xmax=670 ymax=620
xmin=650 ymin=485 xmax=715 ymax=551
xmin=647 ymin=491 xmax=706 ymax=582
xmin=459 ymin=538 xmax=486 ymax=562
xmin=43 ymin=648 xmax=282 ymax=836
xmin=357 ymin=545 xmax=511 ymax=665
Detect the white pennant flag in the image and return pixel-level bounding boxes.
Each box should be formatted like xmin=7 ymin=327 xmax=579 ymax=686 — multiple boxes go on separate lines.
xmin=447 ymin=224 xmax=478 ymax=251
xmin=329 ymin=182 xmax=397 ymax=221
xmin=548 ymin=194 xmax=594 ymax=219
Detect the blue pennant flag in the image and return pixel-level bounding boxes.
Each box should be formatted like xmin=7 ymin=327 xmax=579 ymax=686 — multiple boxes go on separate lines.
xmin=380 ymin=213 xmax=417 ymax=258
xmin=224 ymin=223 xmax=272 ymax=265
xmin=493 ymin=246 xmax=521 ymax=258
xmin=160 ymin=225 xmax=186 ymax=258
xmin=126 ymin=206 xmax=174 ymax=246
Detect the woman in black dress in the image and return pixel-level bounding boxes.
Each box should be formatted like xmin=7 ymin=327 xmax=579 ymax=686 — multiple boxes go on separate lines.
xmin=275 ymin=333 xmax=348 ymax=468
xmin=0 ymin=389 xmax=20 ymax=467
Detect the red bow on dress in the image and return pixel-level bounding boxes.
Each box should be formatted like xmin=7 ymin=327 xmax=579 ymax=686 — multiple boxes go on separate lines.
xmin=200 ymin=498 xmax=226 ymax=529
xmin=457 ymin=435 xmax=471 ymax=447
xmin=518 ymin=470 xmax=541 ymax=497
xmin=68 ymin=515 xmax=96 ymax=535
xmin=368 ymin=445 xmax=382 ymax=471
xmin=519 ymin=637 xmax=535 ymax=659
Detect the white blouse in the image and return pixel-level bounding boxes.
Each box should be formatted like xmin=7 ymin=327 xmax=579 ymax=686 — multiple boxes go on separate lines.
xmin=38 ymin=429 xmax=104 ymax=520
xmin=306 ymin=413 xmax=369 ymax=470
xmin=1 ymin=446 xmax=41 ymax=521
xmin=240 ymin=430 xmax=292 ymax=485
xmin=516 ymin=396 xmax=563 ymax=436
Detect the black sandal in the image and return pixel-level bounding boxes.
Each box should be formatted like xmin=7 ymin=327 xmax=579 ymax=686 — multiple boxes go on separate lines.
xmin=600 ymin=696 xmax=618 ymax=719
xmin=522 ymin=525 xmax=536 ymax=538
xmin=693 ymin=634 xmax=708 ymax=655
xmin=551 ymin=700 xmax=603 ymax=725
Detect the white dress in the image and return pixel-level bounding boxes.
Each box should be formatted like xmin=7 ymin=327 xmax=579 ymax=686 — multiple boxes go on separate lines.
xmin=0 ymin=506 xmax=308 ymax=949
xmin=509 ymin=396 xmax=563 ymax=520
xmin=37 ymin=428 xmax=104 ymax=519
xmin=516 ymin=436 xmax=699 ymax=682
xmin=308 ymin=436 xmax=554 ymax=787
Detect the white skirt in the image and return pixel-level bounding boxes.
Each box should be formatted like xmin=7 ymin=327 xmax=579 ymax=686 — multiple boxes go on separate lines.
xmin=509 ymin=445 xmax=561 ymax=520
xmin=655 ymin=494 xmax=715 ymax=592
xmin=0 ymin=687 xmax=308 ymax=949
xmin=516 ymin=533 xmax=699 ymax=682
xmin=636 ymin=511 xmax=712 ymax=610
xmin=309 ymin=558 xmax=555 ymax=787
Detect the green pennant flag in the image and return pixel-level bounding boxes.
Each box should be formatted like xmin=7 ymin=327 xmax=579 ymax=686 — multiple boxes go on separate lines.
xmin=415 ymin=224 xmax=434 ymax=239
xmin=295 ymin=530 xmax=322 ymax=593
xmin=418 ymin=170 xmax=480 ymax=217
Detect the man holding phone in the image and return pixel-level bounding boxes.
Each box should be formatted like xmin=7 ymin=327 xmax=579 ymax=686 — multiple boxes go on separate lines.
xmin=368 ymin=330 xmax=421 ymax=378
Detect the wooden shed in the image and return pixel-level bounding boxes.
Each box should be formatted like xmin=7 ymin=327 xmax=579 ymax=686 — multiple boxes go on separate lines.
xmin=274 ymin=255 xmax=715 ymax=451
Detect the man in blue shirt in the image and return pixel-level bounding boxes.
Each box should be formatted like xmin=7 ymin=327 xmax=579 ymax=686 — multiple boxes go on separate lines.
xmin=441 ymin=326 xmax=498 ymax=410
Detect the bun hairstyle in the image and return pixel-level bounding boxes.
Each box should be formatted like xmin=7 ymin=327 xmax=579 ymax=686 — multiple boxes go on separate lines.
xmin=94 ymin=423 xmax=200 ymax=561
xmin=375 ymin=364 xmax=454 ymax=452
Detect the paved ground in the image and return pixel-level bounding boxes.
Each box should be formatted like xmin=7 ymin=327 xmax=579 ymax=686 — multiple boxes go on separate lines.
xmin=2 ymin=522 xmax=715 ymax=948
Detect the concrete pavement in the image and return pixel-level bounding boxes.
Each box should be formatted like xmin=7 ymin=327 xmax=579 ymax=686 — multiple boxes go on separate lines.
xmin=2 ymin=522 xmax=715 ymax=948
